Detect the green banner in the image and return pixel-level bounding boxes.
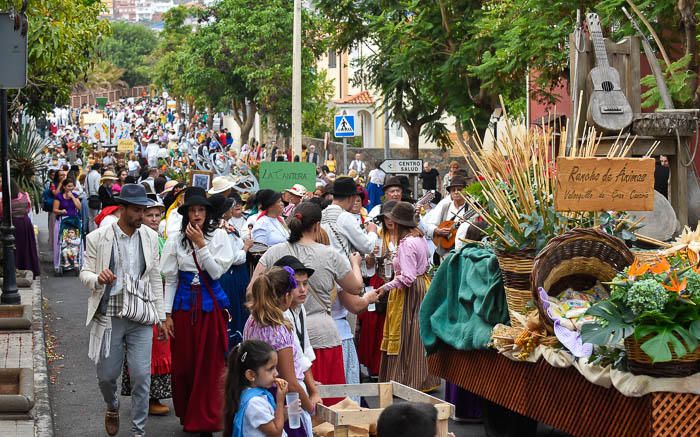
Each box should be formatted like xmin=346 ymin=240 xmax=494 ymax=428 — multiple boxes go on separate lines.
xmin=258 ymin=162 xmax=316 ymax=192
xmin=95 ymin=97 xmax=108 ymax=109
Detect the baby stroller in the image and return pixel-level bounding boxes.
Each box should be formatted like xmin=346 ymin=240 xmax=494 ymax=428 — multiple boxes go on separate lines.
xmin=53 ymin=215 xmax=83 ymax=276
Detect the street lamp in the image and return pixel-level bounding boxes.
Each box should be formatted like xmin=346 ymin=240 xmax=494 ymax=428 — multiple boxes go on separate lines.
xmin=291 ymin=0 xmax=302 ymax=158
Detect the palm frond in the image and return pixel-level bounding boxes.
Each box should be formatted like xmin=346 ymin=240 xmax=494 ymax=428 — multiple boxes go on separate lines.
xmin=10 ymin=123 xmax=48 ymax=213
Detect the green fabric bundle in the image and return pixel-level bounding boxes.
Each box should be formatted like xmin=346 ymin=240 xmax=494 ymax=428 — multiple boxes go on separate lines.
xmin=419 ymin=244 xmax=509 ymax=354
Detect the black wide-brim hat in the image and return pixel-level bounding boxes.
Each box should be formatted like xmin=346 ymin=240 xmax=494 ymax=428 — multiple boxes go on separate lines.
xmin=177 ymin=186 xmax=212 ymax=215
xmin=256 ymin=189 xmax=282 ymax=211
xmin=115 ymin=183 xmax=152 ymax=207
xmin=382 ymin=176 xmax=403 ymax=192
xmin=384 ymin=201 xmax=419 ymax=228
xmin=274 ymin=255 xmax=315 ymax=277
xmin=331 ymin=177 xmax=358 ymax=197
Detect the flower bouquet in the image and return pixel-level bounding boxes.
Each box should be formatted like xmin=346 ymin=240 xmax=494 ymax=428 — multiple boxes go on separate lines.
xmin=581 ymin=251 xmax=700 ymax=376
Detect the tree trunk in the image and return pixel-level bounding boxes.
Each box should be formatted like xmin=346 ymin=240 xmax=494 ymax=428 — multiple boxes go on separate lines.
xmin=265 ymin=112 xmax=279 ymax=145
xmin=405 ymin=124 xmax=421 ymax=159
xmin=206 ymin=106 xmax=214 ymax=130
xmin=232 ymin=99 xmax=257 ymax=147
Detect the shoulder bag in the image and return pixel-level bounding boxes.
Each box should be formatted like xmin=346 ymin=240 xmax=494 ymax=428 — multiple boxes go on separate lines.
xmin=114 ymin=227 xmax=159 ymax=325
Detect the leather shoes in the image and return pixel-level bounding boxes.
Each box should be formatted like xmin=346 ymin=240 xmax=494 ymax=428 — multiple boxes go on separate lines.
xmin=105 ymin=409 xmax=119 ymax=436
xmin=148 ymin=400 xmax=170 ymax=416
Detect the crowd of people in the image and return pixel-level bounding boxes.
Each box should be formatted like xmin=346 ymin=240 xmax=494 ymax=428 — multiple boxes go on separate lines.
xmin=21 ymin=97 xmax=481 ymax=437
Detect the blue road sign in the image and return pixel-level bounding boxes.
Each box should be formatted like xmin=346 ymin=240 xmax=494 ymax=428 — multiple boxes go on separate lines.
xmin=334 ymin=114 xmax=355 ymax=138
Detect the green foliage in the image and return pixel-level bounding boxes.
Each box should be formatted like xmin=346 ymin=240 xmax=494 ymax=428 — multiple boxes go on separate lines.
xmin=9 ymin=123 xmax=47 ymax=213
xmin=580 ymin=300 xmax=635 ymax=345
xmin=99 ymin=22 xmax=158 ymax=87
xmin=0 ymin=0 xmax=110 ymax=117
xmin=583 ymin=255 xmax=700 ymax=363
xmin=623 ymin=279 xmax=670 ymax=316
xmin=640 ymin=55 xmax=694 ymax=109
xmin=150 ymin=6 xmax=193 ymax=99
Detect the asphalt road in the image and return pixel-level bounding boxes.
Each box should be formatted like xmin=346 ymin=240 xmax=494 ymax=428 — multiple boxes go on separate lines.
xmin=38 ymin=210 xmax=488 ymax=437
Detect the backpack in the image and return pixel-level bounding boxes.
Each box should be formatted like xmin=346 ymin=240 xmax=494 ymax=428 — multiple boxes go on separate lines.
xmin=42 ymin=186 xmax=54 ymax=212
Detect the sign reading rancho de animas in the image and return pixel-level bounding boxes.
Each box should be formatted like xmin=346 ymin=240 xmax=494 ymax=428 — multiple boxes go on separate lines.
xmin=554 ymin=157 xmax=655 ymax=211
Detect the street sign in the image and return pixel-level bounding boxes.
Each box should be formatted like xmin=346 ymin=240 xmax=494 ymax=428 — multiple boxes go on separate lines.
xmin=334 ymin=115 xmax=355 ymax=137
xmin=0 ymin=14 xmax=28 ymax=89
xmin=379 ymin=159 xmax=423 ymax=174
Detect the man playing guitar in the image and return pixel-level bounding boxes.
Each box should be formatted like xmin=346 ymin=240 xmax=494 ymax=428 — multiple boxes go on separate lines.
xmin=423 ymin=175 xmax=470 ymax=258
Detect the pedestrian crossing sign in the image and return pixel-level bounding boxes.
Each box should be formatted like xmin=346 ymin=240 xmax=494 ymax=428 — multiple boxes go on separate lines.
xmin=334 ymin=115 xmax=355 ymax=138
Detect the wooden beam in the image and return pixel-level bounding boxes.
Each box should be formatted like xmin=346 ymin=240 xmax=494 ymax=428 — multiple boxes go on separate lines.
xmin=316 ymin=383 xmax=381 ymax=398
xmin=378 ymin=383 xmax=393 ymax=408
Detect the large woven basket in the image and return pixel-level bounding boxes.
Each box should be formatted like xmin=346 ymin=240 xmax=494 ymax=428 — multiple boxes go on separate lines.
xmin=531 ymin=228 xmax=635 ymax=334
xmin=495 ymin=250 xmax=535 ymax=328
xmin=625 ymin=336 xmax=700 ymax=378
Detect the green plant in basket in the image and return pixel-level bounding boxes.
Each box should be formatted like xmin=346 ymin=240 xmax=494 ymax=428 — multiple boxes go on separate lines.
xmin=581 ymin=253 xmax=700 ymax=363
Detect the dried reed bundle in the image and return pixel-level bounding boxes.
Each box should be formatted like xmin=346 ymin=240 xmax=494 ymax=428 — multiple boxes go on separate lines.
xmin=455 ymin=100 xmax=648 ymax=254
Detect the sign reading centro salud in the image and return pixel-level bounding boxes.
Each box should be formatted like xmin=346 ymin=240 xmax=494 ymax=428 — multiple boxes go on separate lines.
xmin=258 ymin=162 xmax=317 ymax=192
xmin=555 ymin=157 xmax=655 ymax=211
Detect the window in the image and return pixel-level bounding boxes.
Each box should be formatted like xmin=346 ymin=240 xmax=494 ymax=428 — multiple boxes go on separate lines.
xmin=392 ymin=121 xmax=403 ymax=138
xmin=328 ymin=50 xmax=337 ymax=68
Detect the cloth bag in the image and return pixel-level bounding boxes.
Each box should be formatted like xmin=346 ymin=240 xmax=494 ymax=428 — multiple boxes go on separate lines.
xmin=113 ymin=227 xmax=159 ymax=325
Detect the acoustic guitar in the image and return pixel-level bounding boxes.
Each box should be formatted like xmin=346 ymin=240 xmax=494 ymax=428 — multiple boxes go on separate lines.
xmin=585 ymin=13 xmax=633 ymax=132
xmin=433 ymin=207 xmax=476 ymax=250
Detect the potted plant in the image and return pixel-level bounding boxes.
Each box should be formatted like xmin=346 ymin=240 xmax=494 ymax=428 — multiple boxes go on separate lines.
xmin=581 ymin=249 xmax=700 ymax=377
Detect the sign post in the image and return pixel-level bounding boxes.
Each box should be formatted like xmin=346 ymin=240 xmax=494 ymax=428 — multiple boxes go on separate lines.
xmin=334 ymin=113 xmax=355 ymax=173
xmin=0 ymin=13 xmax=28 ymax=305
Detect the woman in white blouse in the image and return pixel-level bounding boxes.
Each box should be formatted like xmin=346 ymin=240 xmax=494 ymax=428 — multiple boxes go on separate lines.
xmin=211 ymin=194 xmax=253 ymax=349
xmin=160 ymin=186 xmax=234 ymax=435
xmin=251 ymin=189 xmax=289 ymax=247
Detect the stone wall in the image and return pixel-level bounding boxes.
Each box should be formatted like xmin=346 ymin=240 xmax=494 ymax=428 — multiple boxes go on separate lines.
xmin=302 ymin=136 xmax=468 ymax=177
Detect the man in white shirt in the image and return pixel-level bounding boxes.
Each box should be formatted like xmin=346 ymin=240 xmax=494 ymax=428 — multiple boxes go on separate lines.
xmin=321 ymin=177 xmax=378 ymax=257
xmin=145 ymin=139 xmax=160 ymax=168
xmin=423 ymin=175 xmax=469 ymax=258
xmin=348 ymin=153 xmax=367 ymax=177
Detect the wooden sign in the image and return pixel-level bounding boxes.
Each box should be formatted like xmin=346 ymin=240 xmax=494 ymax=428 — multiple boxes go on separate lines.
xmin=117 ymin=139 xmax=135 ymax=153
xmin=555 ymin=157 xmax=655 ymax=211
xmin=258 ymin=162 xmax=316 ymax=192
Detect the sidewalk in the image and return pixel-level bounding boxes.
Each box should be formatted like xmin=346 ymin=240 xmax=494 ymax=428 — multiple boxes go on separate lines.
xmin=0 ymin=278 xmax=53 ymax=437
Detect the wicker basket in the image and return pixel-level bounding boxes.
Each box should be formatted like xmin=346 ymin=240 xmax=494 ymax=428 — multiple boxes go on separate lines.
xmin=496 ymin=250 xmax=535 ymax=328
xmin=625 ymin=336 xmax=700 ymax=378
xmin=531 ymin=228 xmax=635 ymax=334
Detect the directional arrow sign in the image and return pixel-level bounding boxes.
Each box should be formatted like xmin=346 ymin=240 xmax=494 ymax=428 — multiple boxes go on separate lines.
xmin=379 ymin=159 xmax=423 ymax=174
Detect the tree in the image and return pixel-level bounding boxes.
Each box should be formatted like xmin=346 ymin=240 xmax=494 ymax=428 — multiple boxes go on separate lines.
xmin=0 ymin=0 xmax=109 ymax=117
xmin=99 ymin=21 xmax=157 ymax=87
xmin=317 ymin=0 xmax=456 ymax=158
xmin=73 ymin=60 xmax=128 ymax=97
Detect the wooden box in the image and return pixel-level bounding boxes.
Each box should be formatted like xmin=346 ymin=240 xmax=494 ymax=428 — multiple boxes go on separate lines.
xmin=314 ymin=382 xmax=455 ymax=437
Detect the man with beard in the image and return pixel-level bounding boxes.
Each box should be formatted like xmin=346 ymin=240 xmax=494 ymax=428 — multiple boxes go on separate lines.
xmin=80 ymin=184 xmax=168 ymax=436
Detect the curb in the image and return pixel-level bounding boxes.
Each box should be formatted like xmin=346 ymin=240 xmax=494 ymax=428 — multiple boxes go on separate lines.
xmin=31 ymin=279 xmax=53 ymax=437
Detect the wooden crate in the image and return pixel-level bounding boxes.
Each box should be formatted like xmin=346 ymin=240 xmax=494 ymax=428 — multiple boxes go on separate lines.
xmin=314 ymin=382 xmax=455 ymax=437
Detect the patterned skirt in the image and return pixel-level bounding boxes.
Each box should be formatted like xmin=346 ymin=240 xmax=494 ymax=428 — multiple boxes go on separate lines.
xmin=379 ymin=274 xmax=441 ymax=391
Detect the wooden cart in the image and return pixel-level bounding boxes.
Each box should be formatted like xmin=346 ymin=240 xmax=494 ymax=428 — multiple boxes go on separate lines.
xmin=314 ymin=382 xmax=455 ymax=437
xmin=429 ymin=347 xmax=700 ymax=437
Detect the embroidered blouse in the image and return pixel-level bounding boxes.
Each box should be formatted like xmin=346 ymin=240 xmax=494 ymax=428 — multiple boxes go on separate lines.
xmin=160 ymin=228 xmax=234 ymax=313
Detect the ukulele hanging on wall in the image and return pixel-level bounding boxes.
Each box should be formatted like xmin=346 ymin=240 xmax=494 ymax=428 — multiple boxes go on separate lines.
xmin=585 ymin=12 xmax=633 ymax=132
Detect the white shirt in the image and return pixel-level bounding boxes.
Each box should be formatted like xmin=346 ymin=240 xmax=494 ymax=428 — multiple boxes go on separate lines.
xmin=252 ymin=215 xmax=289 ymax=247
xmin=109 ymin=224 xmax=144 ymax=296
xmin=283 ymin=306 xmax=315 ymax=372
xmin=127 ymin=160 xmax=140 ymax=172
xmin=368 ymin=168 xmax=386 ymax=185
xmin=165 ymin=210 xmax=182 ymax=238
xmin=226 ymin=230 xmax=248 ymax=266
xmin=241 ymin=391 xmax=287 ymax=437
xmin=160 ymin=228 xmax=235 ymax=313
xmin=146 ymin=143 xmax=160 ymax=167
xmin=86 ymin=170 xmax=101 ymax=198
xmin=321 ymin=204 xmax=377 ymax=256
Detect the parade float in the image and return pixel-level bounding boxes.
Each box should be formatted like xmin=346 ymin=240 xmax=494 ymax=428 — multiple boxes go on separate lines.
xmin=420 ymin=9 xmax=700 ymax=435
